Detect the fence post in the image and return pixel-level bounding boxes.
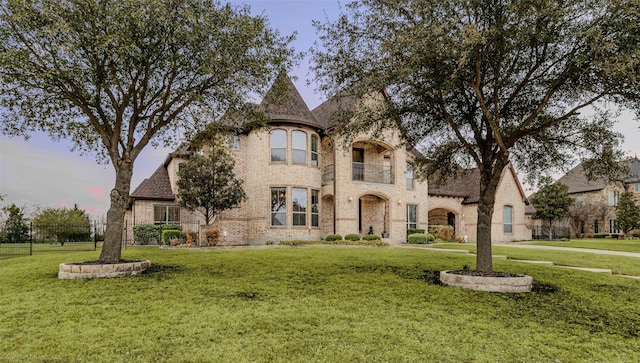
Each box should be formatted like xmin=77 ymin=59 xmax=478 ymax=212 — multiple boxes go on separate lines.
xmin=29 ymin=222 xmax=33 ymax=256
xmin=94 ymin=221 xmax=98 ymax=251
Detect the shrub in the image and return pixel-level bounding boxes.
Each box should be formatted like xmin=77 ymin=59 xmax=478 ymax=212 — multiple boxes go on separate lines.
xmin=265 ymin=240 xmax=276 ymax=245
xmin=133 ymin=224 xmax=182 ymax=245
xmin=363 ymin=234 xmax=381 ymax=241
xmin=429 ymin=225 xmax=455 ymax=242
xmin=407 ymin=228 xmax=425 ymax=235
xmin=426 ymin=233 xmax=436 ymax=242
xmin=345 ymin=234 xmax=361 ymax=241
xmin=632 ymin=231 xmax=640 ymax=238
xmin=407 ymin=233 xmax=428 ymax=244
xmin=185 ymin=231 xmax=198 ymax=244
xmin=162 ymin=230 xmax=182 ymax=245
xmin=325 ymin=234 xmax=343 ymax=241
xmin=204 ymin=229 xmax=220 ymax=246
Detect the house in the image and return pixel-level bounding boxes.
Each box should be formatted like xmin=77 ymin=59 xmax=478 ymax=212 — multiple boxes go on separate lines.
xmin=545 ymin=157 xmax=640 ymax=237
xmin=127 ymin=73 xmax=429 ymax=245
xmin=127 ymin=73 xmax=533 ymax=245
xmin=427 ymin=165 xmax=532 ymax=243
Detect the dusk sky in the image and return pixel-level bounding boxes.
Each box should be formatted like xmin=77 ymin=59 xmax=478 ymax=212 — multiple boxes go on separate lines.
xmin=1 ymin=0 xmax=639 ymax=218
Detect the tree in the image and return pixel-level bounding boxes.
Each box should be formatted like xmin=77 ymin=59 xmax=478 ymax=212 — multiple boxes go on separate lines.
xmin=615 ymin=191 xmax=640 ymax=235
xmin=311 ymin=0 xmax=640 ymax=273
xmin=569 ymin=201 xmax=610 ymax=238
xmin=530 ymin=177 xmax=572 ymax=240
xmin=177 ymin=142 xmax=246 ymax=225
xmin=1 ymin=203 xmax=29 ymax=243
xmin=32 ymin=205 xmax=91 ymax=245
xmin=0 ymin=0 xmax=292 ymax=262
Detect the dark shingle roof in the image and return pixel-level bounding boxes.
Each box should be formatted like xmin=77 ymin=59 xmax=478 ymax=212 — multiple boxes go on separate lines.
xmin=130 ymin=165 xmax=175 ymax=201
xmin=260 ymin=72 xmax=322 ymax=129
xmin=311 ymin=89 xmax=358 ymax=130
xmin=556 ymin=158 xmax=640 ymax=194
xmin=428 ymin=169 xmax=481 ymax=204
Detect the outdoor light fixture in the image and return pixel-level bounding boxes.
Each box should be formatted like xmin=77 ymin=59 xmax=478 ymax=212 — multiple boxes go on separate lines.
xmin=348 ymin=196 xmax=353 ymax=202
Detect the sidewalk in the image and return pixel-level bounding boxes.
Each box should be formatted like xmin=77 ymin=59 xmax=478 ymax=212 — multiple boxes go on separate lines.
xmin=493 ymin=242 xmax=640 ymax=258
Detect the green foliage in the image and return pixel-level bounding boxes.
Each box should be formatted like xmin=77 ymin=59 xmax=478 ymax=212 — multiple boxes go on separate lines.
xmin=133 ymin=224 xmax=181 ymax=245
xmin=162 ymin=230 xmax=183 ymax=245
xmin=362 ymin=234 xmax=381 ymax=241
xmin=344 ymin=233 xmax=361 ymax=241
xmin=325 ymin=234 xmax=343 ymax=241
xmin=177 ymin=143 xmax=247 ymax=225
xmin=0 ymin=203 xmax=29 ymax=243
xmin=32 ymin=205 xmax=91 ymax=244
xmin=531 ymin=177 xmax=573 ymax=230
xmin=0 ymin=0 xmax=292 ymax=262
xmin=615 ymin=191 xmax=640 ymax=234
xmin=407 ymin=233 xmax=429 ymax=244
xmin=407 ymin=228 xmax=425 ymax=235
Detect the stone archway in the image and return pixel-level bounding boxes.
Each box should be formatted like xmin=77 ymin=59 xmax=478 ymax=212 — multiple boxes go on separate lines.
xmin=429 ymin=208 xmax=457 ymax=234
xmin=359 ymin=194 xmax=389 ymax=236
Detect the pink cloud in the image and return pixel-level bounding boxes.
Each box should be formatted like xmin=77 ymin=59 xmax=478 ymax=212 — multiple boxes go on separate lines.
xmin=87 ymin=185 xmax=105 ymax=200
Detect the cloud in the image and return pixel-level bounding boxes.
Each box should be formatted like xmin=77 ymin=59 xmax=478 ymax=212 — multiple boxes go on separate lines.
xmin=87 ymin=185 xmax=105 ymax=200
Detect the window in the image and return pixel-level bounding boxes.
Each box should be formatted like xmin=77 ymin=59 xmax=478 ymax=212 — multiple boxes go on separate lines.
xmin=154 ymin=205 xmax=180 ymax=225
xmin=311 ymin=190 xmax=319 ymax=227
xmin=575 ymin=195 xmax=583 ymax=207
xmin=271 ymin=188 xmax=287 ymax=226
xmin=593 ymin=219 xmax=599 ymax=234
xmin=228 ymin=134 xmax=240 ymax=150
xmin=407 ymin=204 xmax=417 ymax=229
xmin=292 ymin=131 xmax=307 ymax=164
xmin=635 ymin=183 xmax=640 ymax=193
xmin=292 ymin=188 xmax=307 ymax=226
xmin=609 ymin=219 xmax=621 ymax=234
xmin=352 ymin=148 xmax=364 ymax=181
xmin=270 ymin=129 xmax=287 ymax=162
xmin=406 ymin=163 xmax=414 ymax=190
xmin=608 ymin=190 xmax=620 ymax=206
xmin=311 ymin=135 xmax=319 ymax=166
xmin=503 ymin=205 xmax=513 ymax=234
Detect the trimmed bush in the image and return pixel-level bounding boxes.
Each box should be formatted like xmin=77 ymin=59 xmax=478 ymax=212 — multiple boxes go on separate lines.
xmin=363 ymin=234 xmax=381 ymax=241
xmin=345 ymin=234 xmax=361 ymax=241
xmin=426 ymin=233 xmax=436 ymax=242
xmin=162 ymin=230 xmax=183 ymax=245
xmin=133 ymin=224 xmax=182 ymax=245
xmin=325 ymin=234 xmax=343 ymax=242
xmin=407 ymin=228 xmax=425 ymax=235
xmin=429 ymin=225 xmax=455 ymax=242
xmin=204 ymin=229 xmax=220 ymax=246
xmin=407 ymin=233 xmax=428 ymax=244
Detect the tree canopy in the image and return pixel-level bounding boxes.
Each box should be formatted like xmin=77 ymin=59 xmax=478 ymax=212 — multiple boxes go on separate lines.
xmin=32 ymin=205 xmax=91 ymax=244
xmin=177 ymin=141 xmax=246 ymax=225
xmin=530 ymin=177 xmax=572 ymax=239
xmin=615 ymin=191 xmax=640 ymax=235
xmin=0 ymin=0 xmax=293 ymax=262
xmin=312 ymin=0 xmax=640 ymax=272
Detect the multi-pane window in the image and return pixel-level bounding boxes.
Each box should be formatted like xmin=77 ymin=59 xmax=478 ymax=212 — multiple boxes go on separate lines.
xmin=503 ymin=205 xmax=513 ymax=233
xmin=311 ymin=135 xmax=319 ymax=166
xmin=154 ymin=205 xmax=180 ymax=225
xmin=292 ymin=131 xmax=307 ymax=164
xmin=407 ymin=204 xmax=417 ymax=229
xmin=608 ymin=190 xmax=620 ymax=206
xmin=270 ymin=188 xmax=287 ymax=226
xmin=609 ymin=219 xmax=621 ymax=234
xmin=292 ymin=188 xmax=307 ymax=226
xmin=406 ymin=163 xmax=414 ymax=190
xmin=270 ymin=129 xmax=287 ymax=162
xmin=593 ymin=219 xmax=599 ymax=234
xmin=228 ymin=134 xmax=240 ymax=150
xmin=311 ymin=190 xmax=320 ymax=227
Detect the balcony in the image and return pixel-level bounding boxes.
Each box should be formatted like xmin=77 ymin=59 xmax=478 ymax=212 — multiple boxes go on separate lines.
xmin=352 ymin=162 xmax=394 ymax=184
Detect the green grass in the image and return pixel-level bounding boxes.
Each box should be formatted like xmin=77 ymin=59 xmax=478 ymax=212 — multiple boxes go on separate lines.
xmin=528 ymin=238 xmax=640 ymax=253
xmin=434 ymin=242 xmax=640 ymax=276
xmin=1 ymin=246 xmax=639 ymax=362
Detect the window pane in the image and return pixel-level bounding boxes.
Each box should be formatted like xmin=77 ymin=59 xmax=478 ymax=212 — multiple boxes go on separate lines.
xmin=311 ymin=135 xmax=319 ymax=166
xmin=271 ymin=130 xmax=286 ymax=162
xmin=229 ymin=134 xmax=240 ymax=150
xmin=503 ymin=205 xmax=513 ymax=233
xmin=154 ymin=206 xmax=167 ymax=223
xmin=292 ymin=188 xmax=306 ymax=226
xmin=292 ymin=131 xmax=306 ymax=164
xmin=272 ymin=213 xmax=286 ymax=226
xmin=407 ymin=205 xmax=417 ymax=229
xmin=271 ymin=187 xmax=287 ymax=226
xmin=311 ymin=190 xmax=319 ymax=227
xmin=168 ymin=206 xmax=180 ymax=223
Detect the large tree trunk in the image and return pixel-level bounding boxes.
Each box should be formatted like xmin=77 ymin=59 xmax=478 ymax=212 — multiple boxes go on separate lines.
xmin=99 ymin=159 xmax=133 ymax=263
xmin=475 ymin=162 xmax=506 ymax=273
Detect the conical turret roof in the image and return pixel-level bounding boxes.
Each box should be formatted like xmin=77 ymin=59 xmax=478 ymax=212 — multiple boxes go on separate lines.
xmin=260 ymin=72 xmax=322 ymax=129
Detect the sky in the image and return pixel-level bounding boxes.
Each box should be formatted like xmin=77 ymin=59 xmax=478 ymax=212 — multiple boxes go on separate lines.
xmin=1 ymin=0 xmax=639 ymax=218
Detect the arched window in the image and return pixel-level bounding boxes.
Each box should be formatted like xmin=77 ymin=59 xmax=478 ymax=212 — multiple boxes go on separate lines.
xmin=292 ymin=130 xmax=307 ymax=164
xmin=270 ymin=129 xmax=286 ymax=162
xmin=503 ymin=205 xmax=513 ymax=233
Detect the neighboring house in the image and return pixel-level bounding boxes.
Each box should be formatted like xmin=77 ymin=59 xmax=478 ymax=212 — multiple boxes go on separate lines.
xmin=127 ymin=73 xmax=429 ymax=245
xmin=427 ymin=165 xmax=532 ymax=243
xmin=543 ymin=157 xmax=640 ymax=237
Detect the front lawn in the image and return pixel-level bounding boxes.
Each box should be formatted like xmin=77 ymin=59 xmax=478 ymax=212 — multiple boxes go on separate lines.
xmin=529 ymin=238 xmax=640 ymax=253
xmin=1 ymin=247 xmax=639 ymax=362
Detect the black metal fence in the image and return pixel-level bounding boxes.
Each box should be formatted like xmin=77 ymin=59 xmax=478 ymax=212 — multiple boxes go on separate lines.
xmin=0 ymin=222 xmax=104 ymax=258
xmin=531 ymin=226 xmax=571 ymax=240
